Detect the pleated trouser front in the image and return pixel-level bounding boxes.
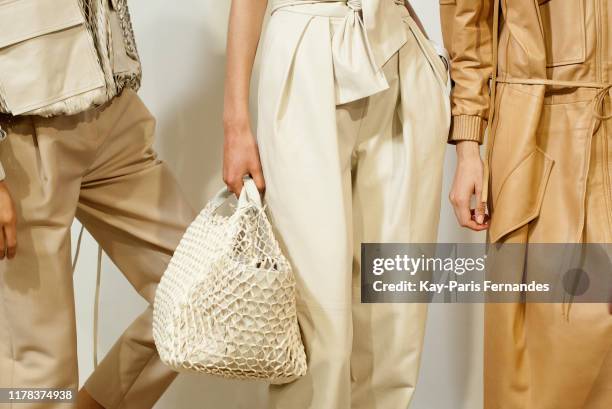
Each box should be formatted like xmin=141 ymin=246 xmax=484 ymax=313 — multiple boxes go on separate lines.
xmin=256 ymin=3 xmax=450 ymax=408
xmin=0 ymin=89 xmax=196 ymax=409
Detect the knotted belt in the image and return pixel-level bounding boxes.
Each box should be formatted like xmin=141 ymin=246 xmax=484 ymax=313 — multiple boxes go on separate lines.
xmin=481 ymin=0 xmax=612 ymax=203
xmin=271 ymin=0 xmax=408 ymax=104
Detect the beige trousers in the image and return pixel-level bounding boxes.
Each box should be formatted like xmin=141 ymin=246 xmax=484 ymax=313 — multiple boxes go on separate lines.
xmin=257 ymin=3 xmax=449 ymax=409
xmin=0 ymin=90 xmax=195 ymax=409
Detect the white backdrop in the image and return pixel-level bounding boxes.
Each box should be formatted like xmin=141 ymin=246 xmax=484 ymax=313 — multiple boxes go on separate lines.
xmin=72 ymin=1 xmax=485 ymax=408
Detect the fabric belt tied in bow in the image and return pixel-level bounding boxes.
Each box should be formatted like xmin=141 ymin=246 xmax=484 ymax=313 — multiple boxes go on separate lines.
xmin=272 ymin=0 xmax=408 ymax=104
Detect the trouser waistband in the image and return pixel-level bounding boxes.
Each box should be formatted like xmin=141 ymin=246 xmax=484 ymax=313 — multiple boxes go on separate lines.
xmin=271 ymin=0 xmax=405 ymax=15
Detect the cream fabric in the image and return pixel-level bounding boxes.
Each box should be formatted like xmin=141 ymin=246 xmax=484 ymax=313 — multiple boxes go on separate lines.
xmin=0 ymin=0 xmax=106 ymax=116
xmin=0 ymin=0 xmax=141 ymax=117
xmin=0 ymin=90 xmax=195 ymax=409
xmin=257 ymin=2 xmax=450 ymax=408
xmin=0 ymin=0 xmax=142 ymax=181
xmin=271 ymin=0 xmax=408 ymax=66
xmin=269 ymin=0 xmax=423 ymax=104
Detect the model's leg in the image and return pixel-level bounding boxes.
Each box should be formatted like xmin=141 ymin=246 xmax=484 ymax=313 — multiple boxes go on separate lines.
xmin=520 ymin=103 xmax=612 ymax=409
xmin=580 ymin=112 xmax=612 ymax=409
xmin=584 ymin=348 xmax=612 ymax=409
xmin=257 ymin=11 xmax=359 ymax=408
xmin=0 ymin=113 xmax=97 ymax=409
xmin=349 ymin=53 xmax=428 ymax=409
xmin=76 ymin=90 xmax=196 ymax=409
xmin=483 ymin=305 xmax=528 ymax=409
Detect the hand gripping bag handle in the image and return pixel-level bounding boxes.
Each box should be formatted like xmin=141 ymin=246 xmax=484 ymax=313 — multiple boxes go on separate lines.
xmin=209 ymin=177 xmax=263 ymax=212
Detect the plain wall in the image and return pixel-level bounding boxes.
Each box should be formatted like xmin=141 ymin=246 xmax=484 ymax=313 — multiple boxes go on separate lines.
xmin=72 ymin=1 xmax=485 ymax=408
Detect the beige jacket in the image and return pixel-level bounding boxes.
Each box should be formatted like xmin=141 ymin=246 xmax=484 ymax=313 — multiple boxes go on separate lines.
xmin=0 ymin=0 xmax=141 ymax=118
xmin=0 ymin=0 xmax=141 ymax=179
xmin=441 ymin=0 xmax=612 ymax=243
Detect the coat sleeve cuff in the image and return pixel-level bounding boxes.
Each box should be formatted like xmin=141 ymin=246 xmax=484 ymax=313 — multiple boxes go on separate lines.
xmin=449 ymin=115 xmax=486 ymax=145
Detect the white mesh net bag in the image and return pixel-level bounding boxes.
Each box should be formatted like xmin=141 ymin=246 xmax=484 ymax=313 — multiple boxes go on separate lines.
xmin=153 ymin=178 xmax=307 ymax=384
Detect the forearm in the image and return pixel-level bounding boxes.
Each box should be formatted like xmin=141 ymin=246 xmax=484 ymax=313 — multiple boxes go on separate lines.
xmin=223 ymin=0 xmax=268 ymax=127
xmin=405 ymin=1 xmax=428 ymax=39
xmin=440 ymin=0 xmax=494 ymax=144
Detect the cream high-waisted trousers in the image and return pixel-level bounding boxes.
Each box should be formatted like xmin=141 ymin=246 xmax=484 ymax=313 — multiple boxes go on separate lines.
xmin=257 ymin=2 xmax=450 ymax=408
xmin=0 ymin=90 xmax=195 ymax=409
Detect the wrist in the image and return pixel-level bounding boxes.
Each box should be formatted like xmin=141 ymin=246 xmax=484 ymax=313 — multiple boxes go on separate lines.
xmin=455 ymin=141 xmax=481 ymax=161
xmin=223 ymin=95 xmax=250 ymax=126
xmin=223 ymin=111 xmax=251 ymax=133
xmin=223 ymin=117 xmax=255 ymax=146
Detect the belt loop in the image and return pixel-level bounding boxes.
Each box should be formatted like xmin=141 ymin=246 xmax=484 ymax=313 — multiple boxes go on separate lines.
xmin=593 ymin=84 xmax=612 ymax=120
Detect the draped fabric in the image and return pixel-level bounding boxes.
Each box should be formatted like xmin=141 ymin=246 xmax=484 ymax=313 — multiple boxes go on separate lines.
xmin=256 ymin=3 xmax=450 ymax=407
xmin=271 ymin=0 xmax=407 ymax=104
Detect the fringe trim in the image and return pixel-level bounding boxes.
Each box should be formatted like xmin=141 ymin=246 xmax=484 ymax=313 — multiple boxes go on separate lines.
xmin=0 ymin=0 xmax=141 ymax=117
xmin=22 ymin=88 xmax=110 ymax=117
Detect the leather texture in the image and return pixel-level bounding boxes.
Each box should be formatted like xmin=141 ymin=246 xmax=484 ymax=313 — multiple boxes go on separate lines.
xmin=0 ymin=0 xmax=142 ymax=182
xmin=269 ymin=0 xmax=448 ymax=104
xmin=441 ymin=1 xmax=612 ymax=408
xmin=258 ymin=2 xmax=450 ymax=408
xmin=0 ymin=90 xmax=195 ymax=409
xmin=0 ymin=0 xmax=106 ymax=116
xmin=0 ymin=0 xmax=141 ymax=117
xmin=271 ymin=0 xmax=408 ymax=80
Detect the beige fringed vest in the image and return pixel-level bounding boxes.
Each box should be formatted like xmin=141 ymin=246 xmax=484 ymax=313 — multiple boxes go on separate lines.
xmin=0 ymin=0 xmax=142 ymax=117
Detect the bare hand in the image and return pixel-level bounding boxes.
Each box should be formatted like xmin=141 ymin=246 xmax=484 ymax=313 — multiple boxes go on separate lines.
xmin=223 ymin=1 xmax=268 ymax=196
xmin=0 ymin=181 xmax=17 ymax=259
xmin=223 ymin=119 xmax=265 ymax=195
xmin=450 ymin=141 xmax=489 ymax=232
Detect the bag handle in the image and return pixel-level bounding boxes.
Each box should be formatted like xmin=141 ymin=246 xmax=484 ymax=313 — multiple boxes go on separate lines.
xmin=209 ymin=177 xmax=263 ymax=212
xmin=238 ymin=177 xmax=263 ymax=208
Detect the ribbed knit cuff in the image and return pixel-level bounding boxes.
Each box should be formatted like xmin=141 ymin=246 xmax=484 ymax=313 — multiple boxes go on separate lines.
xmin=449 ymin=115 xmax=486 ymax=145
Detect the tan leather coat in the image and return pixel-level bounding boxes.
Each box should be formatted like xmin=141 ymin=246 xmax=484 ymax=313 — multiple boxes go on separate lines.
xmin=442 ymin=3 xmax=612 ymax=409
xmin=441 ymin=0 xmax=612 ymax=244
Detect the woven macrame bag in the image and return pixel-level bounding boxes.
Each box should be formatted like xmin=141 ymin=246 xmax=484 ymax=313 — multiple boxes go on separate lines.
xmin=153 ymin=178 xmax=307 ymax=384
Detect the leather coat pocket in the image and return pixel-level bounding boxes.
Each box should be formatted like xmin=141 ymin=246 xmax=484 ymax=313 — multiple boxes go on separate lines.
xmin=0 ymin=0 xmax=105 ymax=115
xmin=489 ymin=148 xmax=554 ymax=243
xmin=538 ymin=0 xmax=586 ymax=67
